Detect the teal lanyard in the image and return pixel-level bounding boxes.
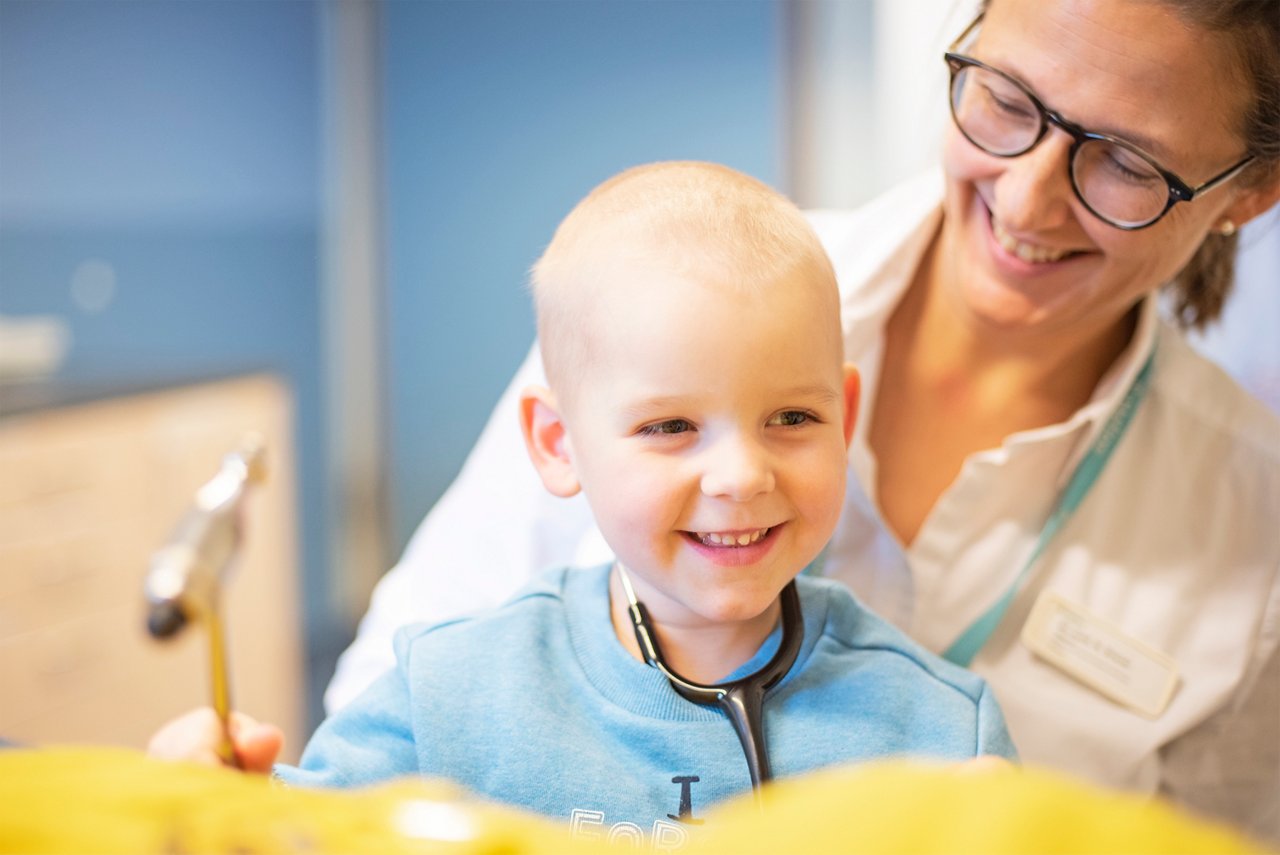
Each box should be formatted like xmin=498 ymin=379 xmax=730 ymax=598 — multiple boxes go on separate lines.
xmin=942 ymin=347 xmax=1156 ymax=667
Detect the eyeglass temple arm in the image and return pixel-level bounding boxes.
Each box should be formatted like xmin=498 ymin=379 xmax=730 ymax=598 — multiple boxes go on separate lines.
xmin=1168 ymin=154 xmax=1256 ymax=203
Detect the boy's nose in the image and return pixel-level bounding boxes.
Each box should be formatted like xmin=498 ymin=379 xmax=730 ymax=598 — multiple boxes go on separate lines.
xmin=992 ymin=130 xmax=1075 ymax=233
xmin=699 ymin=436 xmax=775 ymax=501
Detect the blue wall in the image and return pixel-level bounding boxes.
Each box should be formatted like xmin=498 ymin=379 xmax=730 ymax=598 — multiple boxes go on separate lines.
xmin=0 ymin=0 xmax=783 ymax=729
xmin=384 ymin=0 xmax=783 ymax=551
xmin=0 ymin=1 xmax=318 ymax=229
xmin=0 ymin=0 xmax=329 ymax=720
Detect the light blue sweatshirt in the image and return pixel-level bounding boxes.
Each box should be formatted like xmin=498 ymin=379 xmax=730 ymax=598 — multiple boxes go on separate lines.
xmin=278 ymin=565 xmax=1015 ymax=844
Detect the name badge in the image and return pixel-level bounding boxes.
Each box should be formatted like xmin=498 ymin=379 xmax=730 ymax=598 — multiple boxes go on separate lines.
xmin=1021 ymin=591 xmax=1179 ymax=718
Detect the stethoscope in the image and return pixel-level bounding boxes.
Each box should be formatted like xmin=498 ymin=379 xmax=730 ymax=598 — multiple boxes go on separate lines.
xmin=616 ymin=564 xmax=804 ymax=793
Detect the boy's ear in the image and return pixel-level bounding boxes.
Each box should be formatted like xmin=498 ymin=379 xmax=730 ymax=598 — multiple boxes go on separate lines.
xmin=518 ymin=385 xmax=582 ymax=498
xmin=841 ymin=363 xmax=861 ymax=449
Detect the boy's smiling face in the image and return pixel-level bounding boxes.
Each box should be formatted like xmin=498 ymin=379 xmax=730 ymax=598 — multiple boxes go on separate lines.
xmin=547 ymin=258 xmax=857 ymax=631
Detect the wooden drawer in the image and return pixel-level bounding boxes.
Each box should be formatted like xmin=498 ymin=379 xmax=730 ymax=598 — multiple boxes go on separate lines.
xmin=0 ymin=375 xmax=303 ymax=759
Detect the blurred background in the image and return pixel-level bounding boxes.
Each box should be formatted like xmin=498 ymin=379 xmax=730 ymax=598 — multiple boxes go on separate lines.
xmin=2 ymin=0 xmax=1276 ymax=744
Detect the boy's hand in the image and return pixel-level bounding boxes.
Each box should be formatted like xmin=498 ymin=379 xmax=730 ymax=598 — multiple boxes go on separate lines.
xmin=147 ymin=708 xmax=283 ymax=773
xmin=953 ymin=755 xmax=1015 ymax=774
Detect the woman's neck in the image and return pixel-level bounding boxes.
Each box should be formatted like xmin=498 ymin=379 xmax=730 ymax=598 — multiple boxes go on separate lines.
xmin=867 ymin=236 xmax=1140 ymax=546
xmin=894 ymin=239 xmax=1139 ymax=422
xmin=608 ymin=567 xmax=781 ymax=684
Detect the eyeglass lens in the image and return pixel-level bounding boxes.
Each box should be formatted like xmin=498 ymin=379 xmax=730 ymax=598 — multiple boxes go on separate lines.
xmin=951 ymin=64 xmax=1169 ymax=227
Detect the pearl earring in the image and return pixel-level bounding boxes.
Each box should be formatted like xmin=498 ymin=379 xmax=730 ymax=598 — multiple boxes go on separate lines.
xmin=1217 ymin=219 xmax=1237 ymax=237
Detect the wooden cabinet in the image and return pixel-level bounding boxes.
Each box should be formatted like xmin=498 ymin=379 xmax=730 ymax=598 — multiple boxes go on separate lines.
xmin=0 ymin=375 xmax=303 ymax=759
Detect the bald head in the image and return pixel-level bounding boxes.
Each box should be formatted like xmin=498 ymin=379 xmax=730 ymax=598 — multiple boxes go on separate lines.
xmin=530 ymin=161 xmax=837 ymax=401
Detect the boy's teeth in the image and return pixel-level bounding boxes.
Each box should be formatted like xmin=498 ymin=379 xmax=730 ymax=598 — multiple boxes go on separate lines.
xmin=993 ymin=221 xmax=1071 ymax=263
xmin=696 ymin=528 xmax=769 ymax=547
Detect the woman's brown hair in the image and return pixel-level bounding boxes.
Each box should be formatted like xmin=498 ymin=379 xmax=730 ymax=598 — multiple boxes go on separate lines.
xmin=1163 ymin=0 xmax=1280 ymax=329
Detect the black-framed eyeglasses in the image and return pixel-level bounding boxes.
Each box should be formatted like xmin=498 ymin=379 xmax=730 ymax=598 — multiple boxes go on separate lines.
xmin=944 ymin=16 xmax=1254 ymax=230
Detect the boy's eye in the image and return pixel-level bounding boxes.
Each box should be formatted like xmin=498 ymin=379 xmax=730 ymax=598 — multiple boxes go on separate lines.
xmin=768 ymin=410 xmax=813 ymax=427
xmin=638 ymin=419 xmax=693 ymax=436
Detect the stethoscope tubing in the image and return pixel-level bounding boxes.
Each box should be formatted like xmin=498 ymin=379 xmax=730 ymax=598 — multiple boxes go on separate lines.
xmin=617 ymin=565 xmax=804 ymax=793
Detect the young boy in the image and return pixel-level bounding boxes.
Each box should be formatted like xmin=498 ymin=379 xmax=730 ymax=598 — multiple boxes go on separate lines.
xmin=150 ymin=162 xmax=1015 ymax=843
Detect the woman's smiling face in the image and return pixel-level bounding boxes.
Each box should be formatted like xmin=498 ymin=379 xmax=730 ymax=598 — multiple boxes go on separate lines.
xmin=937 ymin=0 xmax=1260 ymax=344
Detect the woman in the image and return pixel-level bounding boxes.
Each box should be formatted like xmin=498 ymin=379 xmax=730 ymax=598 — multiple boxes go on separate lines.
xmin=331 ymin=0 xmax=1280 ymax=839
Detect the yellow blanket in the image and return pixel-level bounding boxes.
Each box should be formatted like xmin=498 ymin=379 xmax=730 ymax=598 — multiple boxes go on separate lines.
xmin=0 ymin=747 xmax=1268 ymax=854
